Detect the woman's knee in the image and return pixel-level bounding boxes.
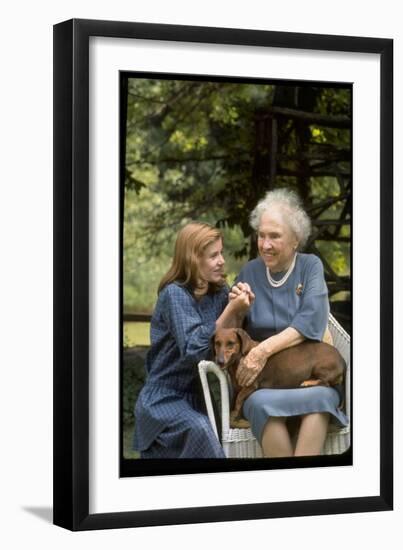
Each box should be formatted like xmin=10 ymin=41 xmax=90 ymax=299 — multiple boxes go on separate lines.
xmin=261 ymin=417 xmax=293 ymax=457
xmin=182 ymin=413 xmax=213 ymax=436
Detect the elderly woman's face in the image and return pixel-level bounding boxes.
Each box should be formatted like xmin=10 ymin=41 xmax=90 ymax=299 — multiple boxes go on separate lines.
xmin=257 ymin=211 xmax=298 ymax=272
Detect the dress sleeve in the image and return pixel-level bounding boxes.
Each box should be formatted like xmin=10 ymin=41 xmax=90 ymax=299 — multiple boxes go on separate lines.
xmin=160 ymin=285 xmax=218 ymax=362
xmin=289 ymin=256 xmax=329 ymax=341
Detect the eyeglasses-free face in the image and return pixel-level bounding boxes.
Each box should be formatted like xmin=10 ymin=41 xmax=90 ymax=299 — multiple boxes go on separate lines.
xmin=257 ymin=211 xmax=298 ymax=273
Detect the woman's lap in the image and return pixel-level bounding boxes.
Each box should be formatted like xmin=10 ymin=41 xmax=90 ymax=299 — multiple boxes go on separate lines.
xmin=243 ymin=386 xmax=348 ymax=444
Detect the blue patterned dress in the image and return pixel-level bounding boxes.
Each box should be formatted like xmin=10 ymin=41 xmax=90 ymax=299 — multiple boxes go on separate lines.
xmin=133 ymin=283 xmax=228 ymax=458
xmin=236 ymin=253 xmax=348 ymax=443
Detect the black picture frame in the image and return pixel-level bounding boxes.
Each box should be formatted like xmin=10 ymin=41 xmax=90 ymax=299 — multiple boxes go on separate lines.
xmin=120 ymin=71 xmax=354 ymax=479
xmin=53 ymin=18 xmax=393 ymax=531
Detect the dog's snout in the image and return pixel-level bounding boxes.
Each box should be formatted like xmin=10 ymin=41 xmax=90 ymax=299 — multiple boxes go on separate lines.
xmin=216 ymin=354 xmax=225 ymax=367
xmin=213 ymin=330 xmax=242 ymax=370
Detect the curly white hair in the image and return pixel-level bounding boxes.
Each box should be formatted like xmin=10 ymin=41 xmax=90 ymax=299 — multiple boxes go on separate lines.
xmin=249 ymin=188 xmax=312 ymax=249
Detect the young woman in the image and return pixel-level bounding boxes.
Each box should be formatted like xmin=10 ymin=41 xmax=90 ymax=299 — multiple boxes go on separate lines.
xmin=133 ymin=222 xmax=251 ymax=458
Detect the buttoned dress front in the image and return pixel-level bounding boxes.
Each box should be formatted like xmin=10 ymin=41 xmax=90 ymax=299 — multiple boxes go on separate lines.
xmin=237 ymin=253 xmax=349 ymax=444
xmin=133 ymin=283 xmax=228 ymax=458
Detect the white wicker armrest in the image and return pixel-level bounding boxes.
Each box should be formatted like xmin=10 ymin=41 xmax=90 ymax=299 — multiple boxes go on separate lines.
xmin=198 ymin=360 xmax=231 ymax=440
xmin=328 ymin=313 xmax=351 ymax=421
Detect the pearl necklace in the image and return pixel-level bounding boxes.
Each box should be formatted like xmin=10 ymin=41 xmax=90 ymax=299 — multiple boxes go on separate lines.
xmin=266 ymin=253 xmax=297 ymax=288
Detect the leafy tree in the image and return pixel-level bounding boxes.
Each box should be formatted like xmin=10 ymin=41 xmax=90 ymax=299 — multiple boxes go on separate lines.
xmin=123 ymin=77 xmax=351 ymax=328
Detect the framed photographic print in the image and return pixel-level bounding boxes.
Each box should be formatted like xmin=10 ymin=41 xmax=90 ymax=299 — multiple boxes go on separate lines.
xmin=120 ymin=72 xmax=353 ymax=477
xmin=53 ymin=18 xmax=393 ymax=530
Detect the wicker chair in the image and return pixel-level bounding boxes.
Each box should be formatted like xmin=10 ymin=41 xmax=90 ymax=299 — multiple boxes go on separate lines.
xmin=198 ymin=313 xmax=350 ymax=458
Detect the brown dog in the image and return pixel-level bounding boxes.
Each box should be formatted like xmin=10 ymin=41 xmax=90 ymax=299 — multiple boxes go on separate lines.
xmin=212 ymin=328 xmax=346 ymax=428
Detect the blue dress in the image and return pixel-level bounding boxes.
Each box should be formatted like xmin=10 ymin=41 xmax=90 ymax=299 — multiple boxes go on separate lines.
xmin=237 ymin=254 xmax=348 ymax=444
xmin=133 ymin=283 xmax=228 ymax=458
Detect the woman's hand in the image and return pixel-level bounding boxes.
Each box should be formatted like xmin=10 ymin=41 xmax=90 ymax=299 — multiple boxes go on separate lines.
xmin=229 ymin=282 xmax=255 ymax=306
xmin=236 ymin=344 xmax=268 ymax=387
xmin=216 ymin=282 xmax=255 ymax=330
xmin=228 ymin=289 xmax=252 ymax=316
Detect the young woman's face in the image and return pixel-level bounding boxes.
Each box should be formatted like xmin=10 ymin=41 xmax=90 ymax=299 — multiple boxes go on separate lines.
xmin=257 ymin=211 xmax=298 ymax=273
xmin=198 ymin=238 xmax=225 ymax=284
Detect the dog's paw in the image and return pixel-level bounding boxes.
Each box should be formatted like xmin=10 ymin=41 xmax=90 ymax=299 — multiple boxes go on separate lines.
xmin=230 ymin=411 xmax=251 ymax=429
xmin=300 ymin=379 xmax=322 ymax=387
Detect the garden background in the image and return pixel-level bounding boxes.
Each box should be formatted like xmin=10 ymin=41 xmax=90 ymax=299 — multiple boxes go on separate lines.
xmin=122 ymin=76 xmax=352 ymax=458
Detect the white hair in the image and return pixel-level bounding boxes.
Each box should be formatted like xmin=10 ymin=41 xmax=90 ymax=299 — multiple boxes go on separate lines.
xmin=249 ymin=188 xmax=312 ymax=249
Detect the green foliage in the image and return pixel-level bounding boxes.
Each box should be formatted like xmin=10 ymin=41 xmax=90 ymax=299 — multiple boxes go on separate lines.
xmin=123 ymin=348 xmax=146 ymax=425
xmin=123 ymin=78 xmax=352 ymax=318
xmin=123 ymin=424 xmax=139 ymax=459
xmin=124 ymin=183 xmax=246 ymax=312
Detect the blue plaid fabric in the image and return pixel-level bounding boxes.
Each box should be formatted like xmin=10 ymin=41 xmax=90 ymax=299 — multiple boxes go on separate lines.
xmin=133 ymin=283 xmax=228 ymax=458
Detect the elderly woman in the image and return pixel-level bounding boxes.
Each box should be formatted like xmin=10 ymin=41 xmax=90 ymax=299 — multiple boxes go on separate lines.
xmin=231 ymin=189 xmax=348 ymax=457
xmin=133 ymin=222 xmax=250 ymax=458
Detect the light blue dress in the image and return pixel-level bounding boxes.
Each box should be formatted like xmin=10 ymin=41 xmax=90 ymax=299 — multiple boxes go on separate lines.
xmin=236 ymin=253 xmax=348 ymax=444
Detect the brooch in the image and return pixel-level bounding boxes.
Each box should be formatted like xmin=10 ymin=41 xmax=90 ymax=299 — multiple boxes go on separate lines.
xmin=296 ymin=283 xmax=303 ymax=296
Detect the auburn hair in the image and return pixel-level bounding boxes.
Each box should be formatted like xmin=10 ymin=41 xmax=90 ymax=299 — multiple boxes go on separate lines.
xmin=158 ymin=222 xmax=225 ymax=293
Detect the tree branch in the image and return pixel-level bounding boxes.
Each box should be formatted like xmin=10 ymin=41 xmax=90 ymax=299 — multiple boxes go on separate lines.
xmin=268 ymin=107 xmax=351 ymax=129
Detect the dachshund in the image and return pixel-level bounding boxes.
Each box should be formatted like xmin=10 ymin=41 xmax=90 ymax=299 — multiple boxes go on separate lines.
xmin=212 ymin=328 xmax=346 ymax=429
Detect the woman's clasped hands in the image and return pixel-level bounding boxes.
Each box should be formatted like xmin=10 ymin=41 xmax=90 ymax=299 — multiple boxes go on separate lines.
xmin=229 ymin=281 xmax=255 ymax=307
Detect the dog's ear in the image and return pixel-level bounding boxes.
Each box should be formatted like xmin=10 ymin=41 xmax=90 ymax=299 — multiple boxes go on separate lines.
xmin=210 ymin=332 xmax=217 ymax=347
xmin=235 ymin=328 xmax=255 ymax=355
xmin=210 ymin=332 xmax=217 ymax=355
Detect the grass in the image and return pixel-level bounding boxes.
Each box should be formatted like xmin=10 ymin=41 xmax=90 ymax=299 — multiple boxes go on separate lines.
xmin=124 ymin=423 xmax=140 ymax=459
xmin=124 ymin=321 xmax=150 ymax=347
xmin=122 ymin=341 xmax=147 ymax=460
